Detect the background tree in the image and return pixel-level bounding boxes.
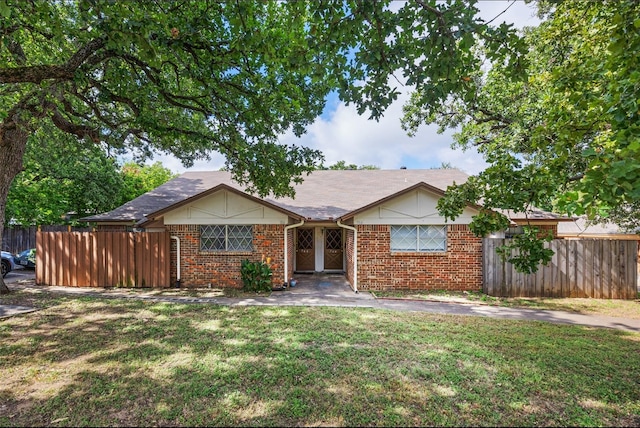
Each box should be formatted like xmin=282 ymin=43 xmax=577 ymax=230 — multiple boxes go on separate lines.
xmin=5 ymin=145 xmax=176 ymax=227
xmin=319 ymin=160 xmax=379 ymax=170
xmin=0 ymin=0 xmax=525 ymax=292
xmin=402 ymin=0 xmax=640 ymax=272
xmin=6 ymin=124 xmax=123 ymax=226
xmin=118 ymin=162 xmax=177 ymax=207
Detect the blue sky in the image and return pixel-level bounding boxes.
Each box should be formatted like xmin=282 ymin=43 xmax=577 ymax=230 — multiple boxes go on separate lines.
xmin=153 ymin=1 xmax=541 ymax=176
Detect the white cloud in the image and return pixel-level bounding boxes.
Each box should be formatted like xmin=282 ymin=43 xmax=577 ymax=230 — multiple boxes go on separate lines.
xmin=152 ymin=1 xmax=539 ymax=177
xmin=279 ymin=88 xmax=487 ymax=174
xmin=145 ymin=151 xmax=226 ymax=173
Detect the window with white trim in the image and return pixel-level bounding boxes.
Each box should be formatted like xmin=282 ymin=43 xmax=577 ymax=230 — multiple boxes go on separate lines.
xmin=390 ymin=225 xmax=447 ymax=252
xmin=200 ymin=225 xmax=253 ymax=251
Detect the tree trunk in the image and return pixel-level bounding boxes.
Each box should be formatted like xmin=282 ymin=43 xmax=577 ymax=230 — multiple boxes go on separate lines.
xmin=0 ymin=122 xmax=30 ymax=294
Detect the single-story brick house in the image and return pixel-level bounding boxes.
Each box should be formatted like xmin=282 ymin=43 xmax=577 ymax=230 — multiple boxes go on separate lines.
xmin=83 ymin=169 xmax=567 ymax=292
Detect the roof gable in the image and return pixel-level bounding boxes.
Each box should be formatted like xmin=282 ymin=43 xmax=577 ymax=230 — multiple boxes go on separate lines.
xmin=159 ymin=186 xmax=293 ymax=225
xmin=346 ymin=183 xmax=480 ymax=224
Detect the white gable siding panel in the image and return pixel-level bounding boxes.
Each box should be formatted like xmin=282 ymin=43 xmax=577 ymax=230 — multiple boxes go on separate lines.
xmin=163 ymin=190 xmax=289 ymax=225
xmin=354 ymin=189 xmax=477 ymax=225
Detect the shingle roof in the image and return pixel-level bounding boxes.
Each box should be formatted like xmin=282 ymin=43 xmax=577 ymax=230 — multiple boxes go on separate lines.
xmin=83 ymin=169 xmax=470 ymax=223
xmin=501 ymin=209 xmax=573 ymax=222
xmin=263 ymin=169 xmax=471 ymax=220
xmin=83 ymin=169 xmax=567 ymax=224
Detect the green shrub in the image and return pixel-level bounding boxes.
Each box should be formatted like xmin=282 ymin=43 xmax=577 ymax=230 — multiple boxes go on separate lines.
xmin=240 ymin=259 xmax=272 ymax=293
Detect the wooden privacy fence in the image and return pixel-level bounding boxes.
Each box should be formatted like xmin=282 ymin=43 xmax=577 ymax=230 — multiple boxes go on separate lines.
xmin=483 ymin=239 xmax=638 ymax=299
xmin=36 ymin=231 xmax=170 ymax=288
xmin=2 ymin=226 xmax=90 ymax=254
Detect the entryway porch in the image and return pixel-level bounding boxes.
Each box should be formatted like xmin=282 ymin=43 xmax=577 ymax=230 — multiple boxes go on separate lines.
xmin=278 ymin=273 xmax=361 ymax=297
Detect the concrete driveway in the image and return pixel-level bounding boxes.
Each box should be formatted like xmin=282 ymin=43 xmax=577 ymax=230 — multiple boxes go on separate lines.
xmin=0 ymin=268 xmax=38 ymax=318
xmin=3 ymin=267 xmax=35 ymax=284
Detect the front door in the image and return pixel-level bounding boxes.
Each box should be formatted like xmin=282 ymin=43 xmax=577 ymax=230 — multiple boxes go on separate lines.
xmin=296 ymin=228 xmax=315 ymax=271
xmin=324 ymin=228 xmax=343 ymax=270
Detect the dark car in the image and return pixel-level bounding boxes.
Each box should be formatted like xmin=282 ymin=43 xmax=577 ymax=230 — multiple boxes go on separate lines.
xmin=15 ymin=248 xmax=36 ymax=269
xmin=1 ymin=250 xmax=16 ymax=277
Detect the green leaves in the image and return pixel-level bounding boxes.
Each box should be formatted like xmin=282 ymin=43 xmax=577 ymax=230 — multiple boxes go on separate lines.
xmin=495 ymin=226 xmax=554 ymax=275
xmin=240 ymin=259 xmax=273 ymax=293
xmin=405 ymin=0 xmax=640 ymax=272
xmin=5 ymin=125 xmax=124 ymax=225
xmin=468 ymin=210 xmax=511 ymax=239
xmin=1 ymin=0 xmax=341 ymax=198
xmin=5 ymin=126 xmax=176 ymax=226
xmin=0 ymin=1 xmax=10 ymax=18
xmin=118 ymin=162 xmax=177 ymax=207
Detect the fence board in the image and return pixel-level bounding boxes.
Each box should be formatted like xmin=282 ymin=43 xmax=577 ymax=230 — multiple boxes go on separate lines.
xmin=483 ymin=238 xmax=637 ymax=299
xmin=36 ymin=231 xmax=170 ymax=288
xmin=482 ymin=239 xmax=502 ymax=293
xmin=610 ymin=242 xmax=618 ymax=299
xmin=603 ymin=241 xmax=611 ymax=299
xmin=625 ymin=242 xmax=636 ymax=299
xmin=556 ymin=241 xmax=566 ymax=297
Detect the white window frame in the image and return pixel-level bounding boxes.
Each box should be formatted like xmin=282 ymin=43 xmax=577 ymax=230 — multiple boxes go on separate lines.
xmin=390 ymin=225 xmax=447 ymax=253
xmin=200 ymin=225 xmax=253 ymax=252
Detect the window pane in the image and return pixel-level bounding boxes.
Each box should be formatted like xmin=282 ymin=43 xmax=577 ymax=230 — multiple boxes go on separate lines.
xmin=505 ymin=226 xmax=524 ymax=239
xmin=418 ymin=225 xmax=446 ymax=252
xmin=391 ymin=225 xmax=417 ymax=251
xmin=201 ymin=225 xmax=225 ymax=250
xmin=227 ymin=225 xmax=253 ymax=251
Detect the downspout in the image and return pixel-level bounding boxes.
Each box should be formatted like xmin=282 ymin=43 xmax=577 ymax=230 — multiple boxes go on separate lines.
xmin=336 ymin=220 xmax=358 ymax=293
xmin=170 ymin=236 xmax=181 ymax=288
xmin=284 ymin=219 xmax=305 ymax=285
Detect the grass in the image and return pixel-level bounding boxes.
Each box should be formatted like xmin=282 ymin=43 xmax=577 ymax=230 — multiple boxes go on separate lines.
xmin=1 ymin=291 xmax=639 ymax=426
xmin=373 ymin=289 xmax=640 ymax=319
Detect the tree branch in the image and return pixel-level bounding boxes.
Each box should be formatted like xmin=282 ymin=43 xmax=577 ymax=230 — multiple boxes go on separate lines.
xmin=0 ymin=38 xmax=105 ymax=84
xmin=45 ymin=102 xmax=100 ymax=142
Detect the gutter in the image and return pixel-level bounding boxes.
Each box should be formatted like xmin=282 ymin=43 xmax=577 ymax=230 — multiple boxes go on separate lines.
xmin=284 ymin=219 xmax=305 ymax=285
xmin=336 ymin=220 xmax=358 ymax=293
xmin=170 ymin=236 xmax=181 ymax=288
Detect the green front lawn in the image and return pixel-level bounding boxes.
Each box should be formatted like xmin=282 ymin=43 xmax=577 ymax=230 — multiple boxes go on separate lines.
xmin=1 ymin=293 xmax=639 ymax=426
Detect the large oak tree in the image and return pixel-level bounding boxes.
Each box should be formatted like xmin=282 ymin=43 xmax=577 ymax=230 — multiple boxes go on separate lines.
xmin=0 ymin=0 xmax=525 ymax=292
xmin=403 ymin=0 xmax=640 ymax=273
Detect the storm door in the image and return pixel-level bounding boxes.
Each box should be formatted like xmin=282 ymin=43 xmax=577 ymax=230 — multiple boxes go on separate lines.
xmin=323 ymin=228 xmax=343 ymax=270
xmin=296 ymin=228 xmax=315 ymax=271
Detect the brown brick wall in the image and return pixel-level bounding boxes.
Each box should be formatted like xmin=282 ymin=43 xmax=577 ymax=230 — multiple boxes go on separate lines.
xmin=166 ymin=224 xmax=285 ymax=288
xmin=356 ymin=224 xmax=482 ymax=291
xmin=536 ymin=224 xmax=558 ymax=238
xmin=95 ymin=225 xmax=130 ymax=231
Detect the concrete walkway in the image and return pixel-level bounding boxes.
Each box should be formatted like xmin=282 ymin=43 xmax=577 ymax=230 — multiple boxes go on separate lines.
xmin=2 ymin=274 xmax=639 ymax=332
xmin=0 ymin=305 xmax=38 ymax=319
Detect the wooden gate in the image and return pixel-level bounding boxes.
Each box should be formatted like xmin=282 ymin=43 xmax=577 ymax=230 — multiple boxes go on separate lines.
xmin=36 ymin=231 xmax=170 ymax=288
